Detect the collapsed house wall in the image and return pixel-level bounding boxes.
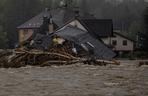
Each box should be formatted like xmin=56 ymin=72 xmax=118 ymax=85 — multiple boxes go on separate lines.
xmin=55 ymin=26 xmax=116 ymax=60
xmin=29 ymin=25 xmax=116 ymax=59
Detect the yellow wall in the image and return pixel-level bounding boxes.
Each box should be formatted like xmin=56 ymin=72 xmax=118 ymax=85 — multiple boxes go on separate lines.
xmin=18 ymin=29 xmax=34 ymax=43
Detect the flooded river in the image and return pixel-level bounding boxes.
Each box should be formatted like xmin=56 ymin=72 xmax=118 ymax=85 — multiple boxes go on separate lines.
xmin=0 ymin=60 xmax=147 ymax=96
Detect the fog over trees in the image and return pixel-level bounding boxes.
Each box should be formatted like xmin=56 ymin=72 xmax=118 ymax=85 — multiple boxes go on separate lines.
xmin=0 ymin=0 xmax=147 ymax=48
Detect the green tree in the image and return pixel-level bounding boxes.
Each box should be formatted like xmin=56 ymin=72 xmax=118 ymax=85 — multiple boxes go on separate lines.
xmin=0 ymin=0 xmax=6 ymax=25
xmin=0 ymin=26 xmax=8 ymax=48
xmin=41 ymin=0 xmax=54 ymax=8
xmin=140 ymin=7 xmax=148 ymax=53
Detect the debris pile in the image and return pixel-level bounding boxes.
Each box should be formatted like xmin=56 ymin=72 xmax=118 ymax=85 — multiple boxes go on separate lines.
xmin=0 ymin=26 xmax=119 ymax=68
xmin=0 ymin=49 xmax=119 ymax=68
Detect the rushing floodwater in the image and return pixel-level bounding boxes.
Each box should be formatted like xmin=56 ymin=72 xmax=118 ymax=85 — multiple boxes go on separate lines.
xmin=0 ymin=60 xmax=147 ymax=96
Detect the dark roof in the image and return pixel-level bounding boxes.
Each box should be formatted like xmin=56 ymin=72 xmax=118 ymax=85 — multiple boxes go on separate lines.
xmin=81 ymin=19 xmax=113 ymax=37
xmin=55 ymin=26 xmax=86 ymax=43
xmin=55 ymin=26 xmax=116 ymax=60
xmin=17 ymin=8 xmax=113 ymax=38
xmin=114 ymin=31 xmax=135 ymax=42
xmin=17 ymin=7 xmax=95 ymax=29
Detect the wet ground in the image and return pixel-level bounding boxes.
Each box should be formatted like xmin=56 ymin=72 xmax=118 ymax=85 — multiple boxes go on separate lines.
xmin=0 ymin=60 xmax=147 ymax=96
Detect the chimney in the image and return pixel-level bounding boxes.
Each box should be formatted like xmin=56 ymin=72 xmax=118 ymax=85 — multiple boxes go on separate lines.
xmin=48 ymin=14 xmax=54 ymax=33
xmin=43 ymin=15 xmax=48 ymax=24
xmin=74 ymin=7 xmax=79 ymax=18
xmin=43 ymin=8 xmax=49 ymax=24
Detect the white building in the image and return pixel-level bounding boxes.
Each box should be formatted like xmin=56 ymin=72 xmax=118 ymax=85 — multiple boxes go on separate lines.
xmin=102 ymin=31 xmax=135 ymax=53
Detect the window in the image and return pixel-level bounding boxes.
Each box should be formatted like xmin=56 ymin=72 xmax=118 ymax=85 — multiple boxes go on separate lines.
xmin=112 ymin=40 xmax=117 ymax=46
xmin=123 ymin=40 xmax=127 ymax=46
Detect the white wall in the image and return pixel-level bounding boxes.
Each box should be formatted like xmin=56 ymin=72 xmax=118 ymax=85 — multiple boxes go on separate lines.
xmin=112 ymin=34 xmax=134 ymax=51
xmin=101 ymin=37 xmax=111 ymax=45
xmin=101 ymin=34 xmax=134 ymax=52
xmin=69 ymin=20 xmax=87 ymax=31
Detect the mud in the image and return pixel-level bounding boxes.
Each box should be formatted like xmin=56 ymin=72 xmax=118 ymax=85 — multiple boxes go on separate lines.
xmin=0 ymin=60 xmax=147 ymax=96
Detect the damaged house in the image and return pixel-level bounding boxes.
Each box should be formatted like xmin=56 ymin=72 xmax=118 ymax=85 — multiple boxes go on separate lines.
xmin=16 ymin=7 xmax=116 ymax=61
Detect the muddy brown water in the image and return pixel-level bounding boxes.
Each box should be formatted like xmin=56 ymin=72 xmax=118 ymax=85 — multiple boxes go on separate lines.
xmin=0 ymin=60 xmax=147 ymax=96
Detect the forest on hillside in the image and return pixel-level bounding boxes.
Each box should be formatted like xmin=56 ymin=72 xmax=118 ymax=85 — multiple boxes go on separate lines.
xmin=0 ymin=0 xmax=148 ymax=48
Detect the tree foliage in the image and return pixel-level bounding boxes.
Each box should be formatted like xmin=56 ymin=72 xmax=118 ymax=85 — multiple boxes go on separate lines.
xmin=140 ymin=7 xmax=148 ymax=52
xmin=0 ymin=26 xmax=7 ymax=48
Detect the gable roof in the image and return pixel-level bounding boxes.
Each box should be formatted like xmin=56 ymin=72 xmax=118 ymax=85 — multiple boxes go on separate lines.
xmin=81 ymin=19 xmax=113 ymax=37
xmin=114 ymin=31 xmax=135 ymax=42
xmin=55 ymin=26 xmax=116 ymax=60
xmin=17 ymin=7 xmax=95 ymax=29
xmin=17 ymin=7 xmax=113 ymax=38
